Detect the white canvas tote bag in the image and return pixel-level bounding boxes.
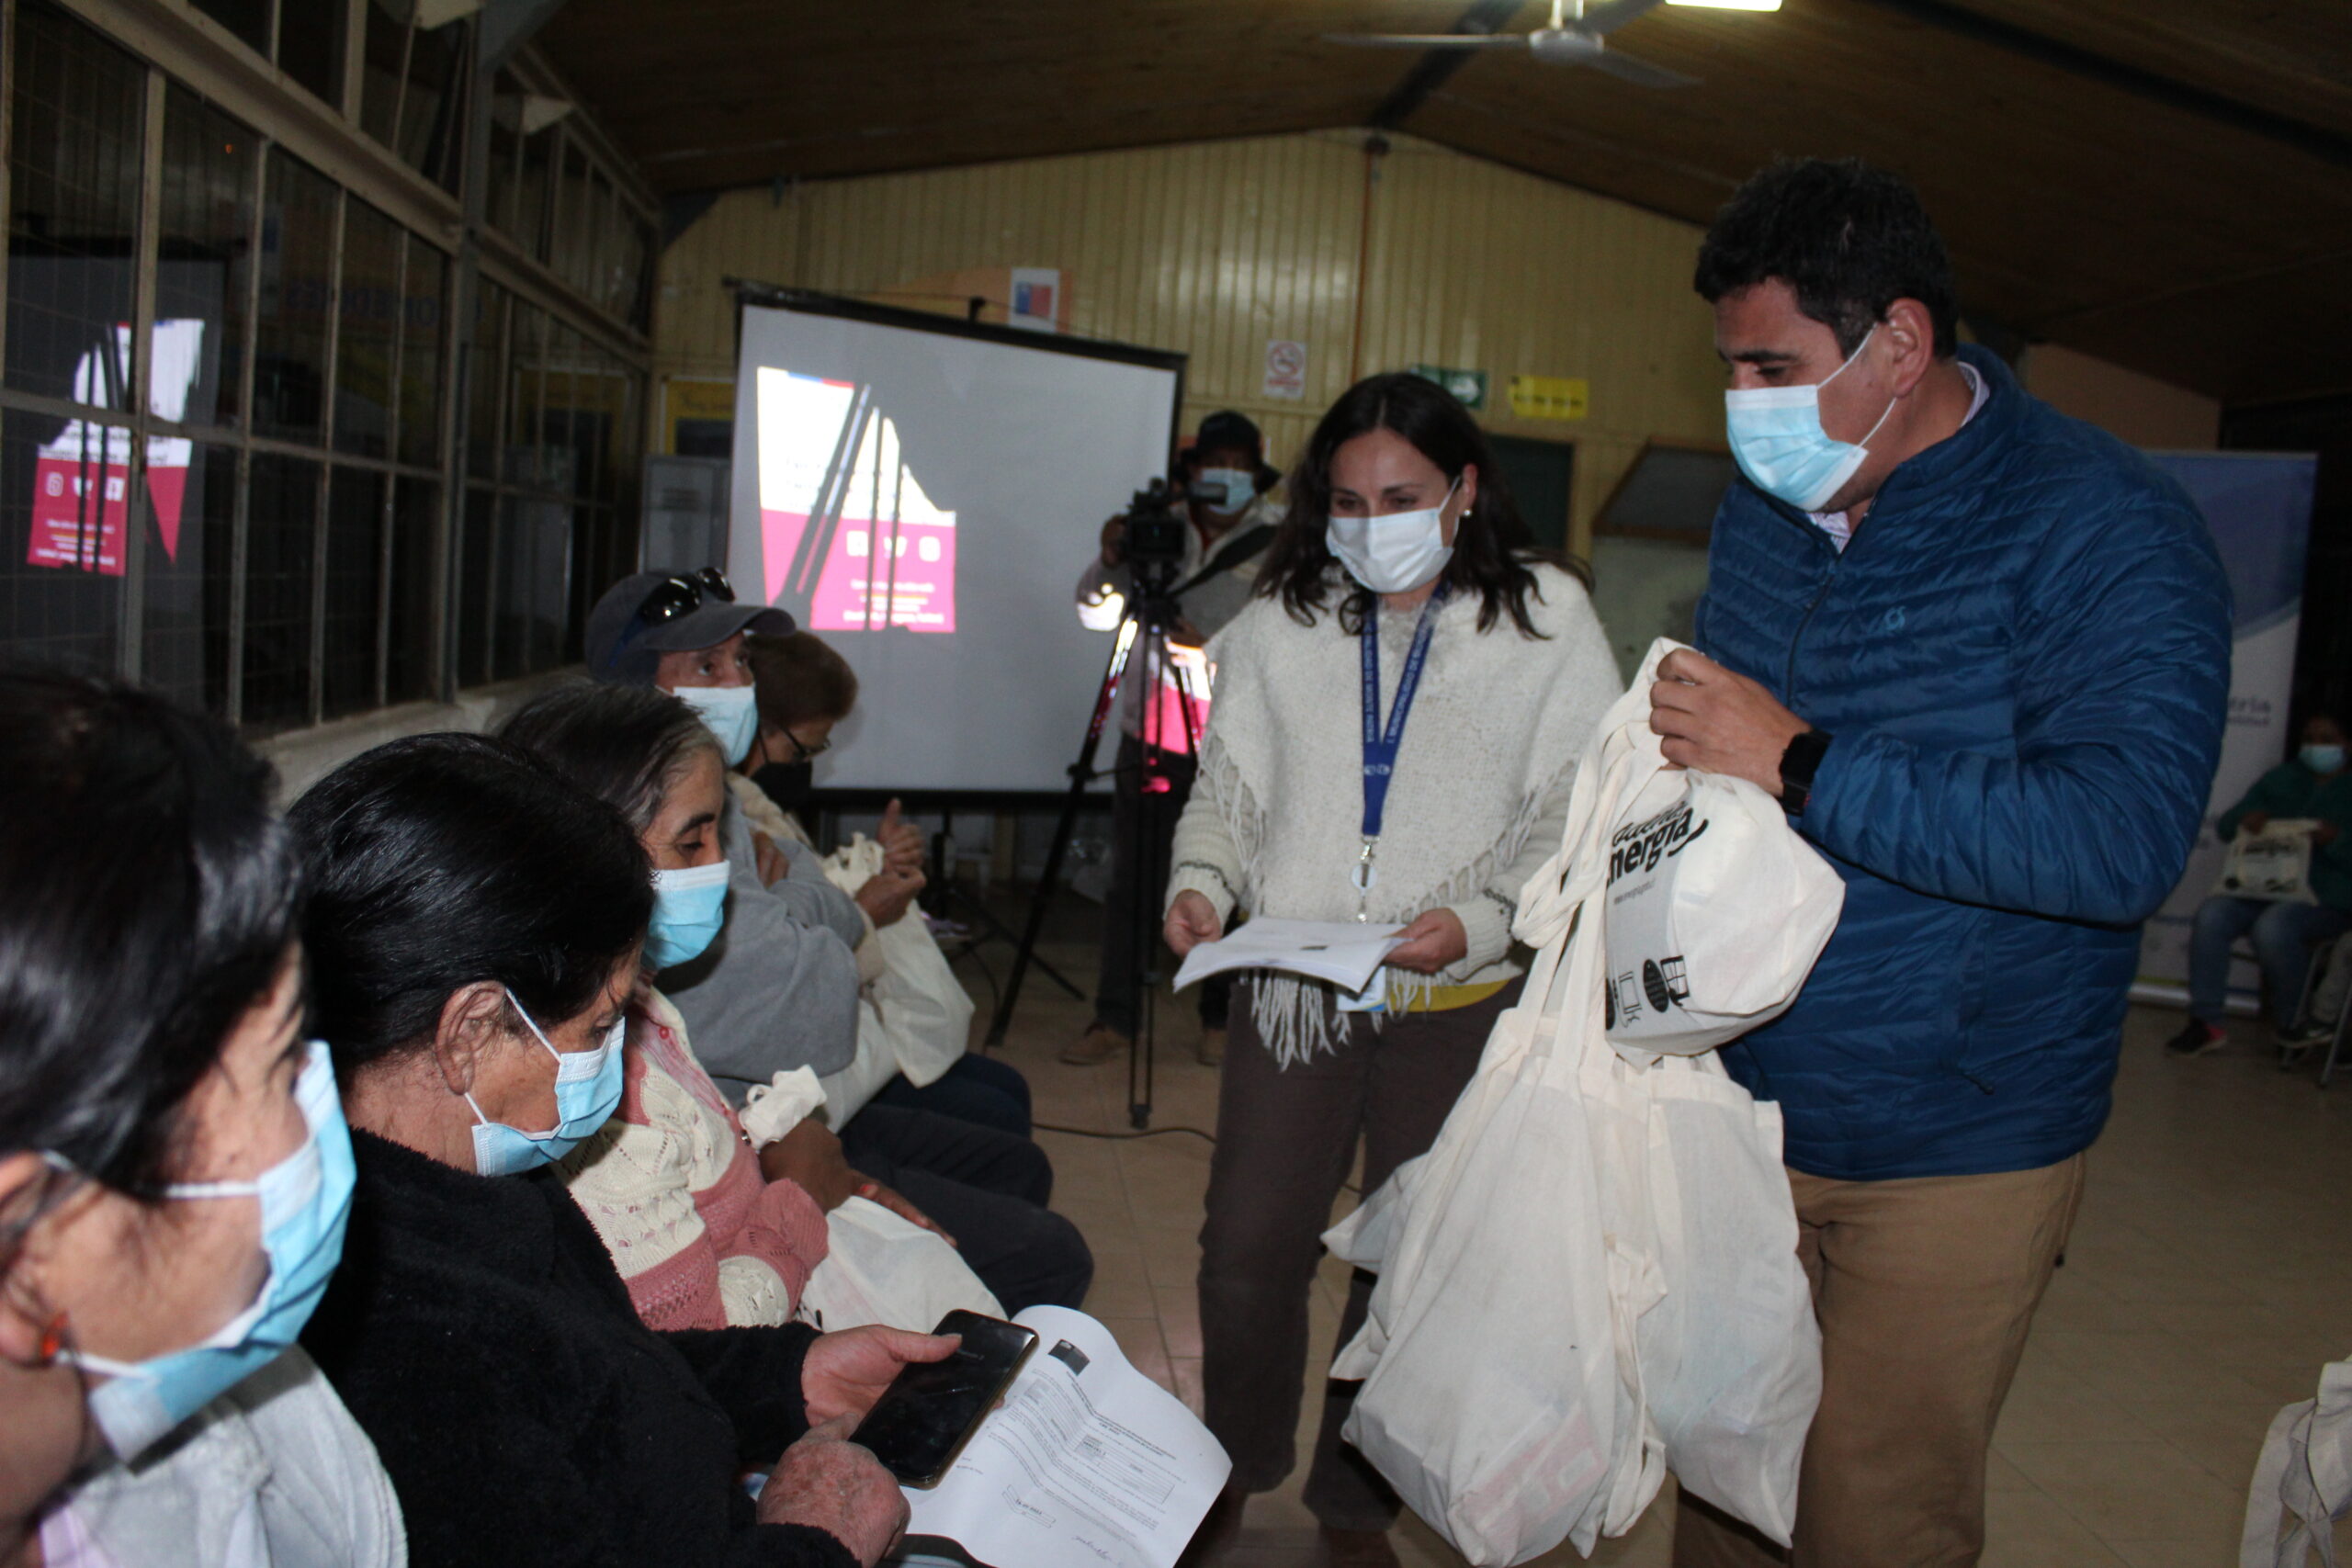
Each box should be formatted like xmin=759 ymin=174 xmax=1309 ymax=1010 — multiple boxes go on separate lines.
xmin=1539 ymin=639 xmax=1826 ymax=1543
xmin=822 ymin=834 xmax=975 ymax=1087
xmin=2243 ymin=1357 xmax=2352 ymax=1568
xmin=1606 ymin=1045 xmax=1817 ymax=1546
xmin=1595 ymin=641 xmax=1845 ymax=1057
xmin=1327 ymin=638 xmax=1830 ymax=1561
xmin=797 ymin=1196 xmax=1002 ymax=1334
xmin=1329 ymin=918 xmax=1626 ymax=1565
xmin=2213 ymin=819 xmax=2324 ymax=905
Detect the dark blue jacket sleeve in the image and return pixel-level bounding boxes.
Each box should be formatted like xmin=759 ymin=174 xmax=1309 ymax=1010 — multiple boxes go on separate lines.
xmin=1801 ymin=495 xmax=2231 ymax=925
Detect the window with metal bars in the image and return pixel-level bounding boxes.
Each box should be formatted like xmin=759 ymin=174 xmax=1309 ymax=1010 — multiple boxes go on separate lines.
xmin=1 ymin=1 xmax=650 ymax=736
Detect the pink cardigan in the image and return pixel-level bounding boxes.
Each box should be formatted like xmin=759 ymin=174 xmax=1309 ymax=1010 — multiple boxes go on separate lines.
xmin=560 ymin=992 xmax=831 ymax=1330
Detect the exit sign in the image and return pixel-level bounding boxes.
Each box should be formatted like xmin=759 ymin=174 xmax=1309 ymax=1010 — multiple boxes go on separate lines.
xmin=1408 ymin=363 xmax=1488 ymax=412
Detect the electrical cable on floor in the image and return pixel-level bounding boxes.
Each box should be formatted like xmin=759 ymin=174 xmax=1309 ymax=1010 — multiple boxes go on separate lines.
xmin=1034 ymin=1122 xmax=1216 ymax=1145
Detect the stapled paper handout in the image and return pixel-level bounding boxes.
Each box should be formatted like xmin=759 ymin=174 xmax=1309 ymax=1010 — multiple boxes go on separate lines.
xmin=1170 ymin=918 xmax=1406 ymax=996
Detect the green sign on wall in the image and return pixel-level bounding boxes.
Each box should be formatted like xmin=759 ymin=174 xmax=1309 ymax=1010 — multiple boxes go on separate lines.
xmin=1408 ymin=363 xmax=1488 ymax=412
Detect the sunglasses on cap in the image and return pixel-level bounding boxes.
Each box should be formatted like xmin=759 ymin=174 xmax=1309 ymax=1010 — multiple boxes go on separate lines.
xmin=605 ymin=568 xmax=737 ymax=668
xmin=637 ymin=567 xmax=735 ymax=625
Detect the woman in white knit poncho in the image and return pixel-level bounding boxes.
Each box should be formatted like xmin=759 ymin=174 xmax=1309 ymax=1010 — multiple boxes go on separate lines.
xmin=1163 ymin=372 xmax=1619 ymax=1562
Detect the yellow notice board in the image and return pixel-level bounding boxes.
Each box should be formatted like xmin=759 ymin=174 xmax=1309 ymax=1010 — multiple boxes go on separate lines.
xmin=1508 ymin=375 xmax=1589 ymax=422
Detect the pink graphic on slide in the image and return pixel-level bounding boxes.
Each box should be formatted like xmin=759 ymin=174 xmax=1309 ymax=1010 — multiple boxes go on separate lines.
xmin=760 ymin=508 xmax=957 ymax=633
xmin=26 ymin=321 xmax=202 ymax=577
xmin=756 ymin=368 xmax=958 ymax=633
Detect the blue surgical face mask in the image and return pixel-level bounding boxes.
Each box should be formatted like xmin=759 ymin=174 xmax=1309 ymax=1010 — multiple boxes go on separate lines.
xmin=673 ymin=683 xmax=758 ymax=767
xmin=1724 ymin=325 xmax=1899 ymax=513
xmin=1197 ymin=467 xmax=1255 ymax=513
xmin=468 ymin=996 xmax=627 ymax=1178
xmin=2303 ymin=744 xmax=2346 ymax=775
xmin=647 ymin=860 xmax=729 ymax=970
xmin=58 ymin=1040 xmax=356 ymax=1460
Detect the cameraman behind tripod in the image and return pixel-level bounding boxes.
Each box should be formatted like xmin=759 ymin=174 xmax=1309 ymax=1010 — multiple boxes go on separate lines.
xmin=1069 ymin=411 xmax=1283 ymax=1068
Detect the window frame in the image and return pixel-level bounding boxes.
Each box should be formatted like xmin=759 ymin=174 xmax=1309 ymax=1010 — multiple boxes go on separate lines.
xmin=2 ymin=0 xmax=656 ymax=737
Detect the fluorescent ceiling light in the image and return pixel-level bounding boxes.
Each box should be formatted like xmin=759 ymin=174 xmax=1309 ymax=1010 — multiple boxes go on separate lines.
xmin=1666 ymin=0 xmax=1783 ymax=9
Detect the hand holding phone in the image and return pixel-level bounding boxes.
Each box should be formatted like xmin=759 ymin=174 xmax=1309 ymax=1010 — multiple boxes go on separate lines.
xmin=848 ymin=1310 xmax=1039 ymax=1487
xmin=802 ymin=1322 xmax=963 ymax=1426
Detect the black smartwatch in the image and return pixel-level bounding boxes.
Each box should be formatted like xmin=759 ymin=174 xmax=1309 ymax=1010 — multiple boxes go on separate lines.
xmin=1779 ymin=728 xmax=1832 ymax=817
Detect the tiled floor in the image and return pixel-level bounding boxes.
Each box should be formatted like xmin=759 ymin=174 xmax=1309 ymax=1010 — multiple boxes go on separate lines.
xmin=972 ymin=910 xmax=2352 ymax=1566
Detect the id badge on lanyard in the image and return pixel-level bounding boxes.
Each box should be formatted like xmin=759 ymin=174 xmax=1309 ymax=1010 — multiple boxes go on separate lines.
xmin=1344 ymin=590 xmax=1446 ymax=1011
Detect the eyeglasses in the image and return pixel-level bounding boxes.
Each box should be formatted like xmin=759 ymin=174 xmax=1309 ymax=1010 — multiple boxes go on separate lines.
xmin=785 ymin=729 xmax=832 ymax=762
xmin=605 ymin=568 xmax=736 ymax=668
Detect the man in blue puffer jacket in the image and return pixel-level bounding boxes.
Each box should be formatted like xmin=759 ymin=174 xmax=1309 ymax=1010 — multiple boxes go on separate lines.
xmin=1650 ymin=160 xmax=2231 ymax=1568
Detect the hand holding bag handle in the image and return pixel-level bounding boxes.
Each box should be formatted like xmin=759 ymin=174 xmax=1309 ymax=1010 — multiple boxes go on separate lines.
xmin=1514 ymin=640 xmax=1679 ymax=956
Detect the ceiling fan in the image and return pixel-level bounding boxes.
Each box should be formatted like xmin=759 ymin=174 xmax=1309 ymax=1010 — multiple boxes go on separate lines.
xmin=1326 ymin=0 xmax=1725 ymax=89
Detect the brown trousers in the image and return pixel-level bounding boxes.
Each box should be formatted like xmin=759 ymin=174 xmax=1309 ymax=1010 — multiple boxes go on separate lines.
xmin=1673 ymin=1154 xmax=2087 ymax=1568
xmin=1197 ymin=979 xmax=1517 ymax=1530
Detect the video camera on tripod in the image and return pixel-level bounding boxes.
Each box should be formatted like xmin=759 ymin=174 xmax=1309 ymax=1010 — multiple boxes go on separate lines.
xmin=986 ymin=468 xmax=1225 ymax=1127
xmin=1117 ymin=478 xmax=1192 ymax=595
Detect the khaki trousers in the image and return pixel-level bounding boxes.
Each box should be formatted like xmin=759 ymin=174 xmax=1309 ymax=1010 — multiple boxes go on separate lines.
xmin=1673 ymin=1154 xmax=2086 ymax=1568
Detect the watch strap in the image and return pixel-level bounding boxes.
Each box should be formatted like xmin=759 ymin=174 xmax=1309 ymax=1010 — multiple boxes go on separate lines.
xmin=1780 ymin=728 xmax=1832 ymax=816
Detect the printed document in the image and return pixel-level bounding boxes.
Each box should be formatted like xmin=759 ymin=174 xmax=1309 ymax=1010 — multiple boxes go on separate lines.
xmin=892 ymin=1305 xmax=1230 ymax=1568
xmin=1170 ymin=918 xmax=1405 ymax=996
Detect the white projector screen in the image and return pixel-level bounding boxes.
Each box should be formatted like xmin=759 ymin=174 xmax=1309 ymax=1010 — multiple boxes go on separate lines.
xmin=726 ymin=295 xmax=1185 ymax=795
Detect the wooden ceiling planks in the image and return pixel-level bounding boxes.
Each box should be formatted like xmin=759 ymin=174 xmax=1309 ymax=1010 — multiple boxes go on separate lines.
xmin=542 ymin=0 xmax=1415 ymax=186
xmin=537 ymin=0 xmax=2352 ymax=403
xmin=1934 ymin=0 xmax=2352 ymax=141
xmin=1415 ymin=2 xmax=2352 ymax=352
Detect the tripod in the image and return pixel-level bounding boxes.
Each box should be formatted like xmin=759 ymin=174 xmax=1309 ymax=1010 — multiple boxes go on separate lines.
xmin=988 ymin=555 xmax=1204 ymax=1130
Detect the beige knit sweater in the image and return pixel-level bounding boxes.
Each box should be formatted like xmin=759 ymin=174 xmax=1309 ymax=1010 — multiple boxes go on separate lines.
xmin=1166 ymin=562 xmax=1621 ymax=1063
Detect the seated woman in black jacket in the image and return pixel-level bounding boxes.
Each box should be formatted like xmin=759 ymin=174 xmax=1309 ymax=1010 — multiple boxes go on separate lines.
xmin=292 ymin=732 xmax=951 ymax=1568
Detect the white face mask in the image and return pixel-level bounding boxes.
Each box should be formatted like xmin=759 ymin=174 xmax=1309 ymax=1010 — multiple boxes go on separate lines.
xmin=1327 ymin=478 xmax=1459 ymax=594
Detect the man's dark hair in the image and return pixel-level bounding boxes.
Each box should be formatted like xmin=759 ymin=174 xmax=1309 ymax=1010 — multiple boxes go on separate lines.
xmin=0 ymin=669 xmax=303 ymax=1216
xmin=498 ymin=682 xmax=719 ymax=834
xmin=291 ymin=733 xmax=652 ymax=1073
xmin=1256 ymin=371 xmax=1586 ymax=639
xmin=1694 ymin=157 xmax=1959 ymax=359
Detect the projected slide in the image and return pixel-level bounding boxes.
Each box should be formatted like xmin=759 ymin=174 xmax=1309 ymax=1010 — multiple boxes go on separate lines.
xmin=28 ymin=320 xmax=203 ymax=576
xmin=729 ymin=299 xmax=1183 ymax=795
xmin=756 ymin=369 xmax=958 ymax=633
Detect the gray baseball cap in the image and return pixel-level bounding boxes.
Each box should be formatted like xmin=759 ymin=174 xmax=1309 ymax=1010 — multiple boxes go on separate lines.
xmin=586 ymin=569 xmax=795 ymax=684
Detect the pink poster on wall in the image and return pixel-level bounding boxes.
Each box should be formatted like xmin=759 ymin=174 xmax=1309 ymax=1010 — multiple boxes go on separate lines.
xmin=755 ymin=367 xmax=959 ymax=633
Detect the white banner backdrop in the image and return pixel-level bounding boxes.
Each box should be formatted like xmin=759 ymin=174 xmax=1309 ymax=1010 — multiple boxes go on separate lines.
xmin=2135 ymin=452 xmax=2321 ymax=1007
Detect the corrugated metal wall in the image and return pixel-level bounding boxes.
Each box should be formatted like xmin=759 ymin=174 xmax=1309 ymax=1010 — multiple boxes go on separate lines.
xmin=655 ymin=130 xmax=1725 ymax=551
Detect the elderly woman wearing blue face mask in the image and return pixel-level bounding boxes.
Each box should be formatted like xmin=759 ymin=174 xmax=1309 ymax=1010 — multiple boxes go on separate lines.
xmin=0 ymin=670 xmax=395 ymax=1568
xmin=1159 ymin=373 xmax=1622 ymax=1565
xmin=290 ymin=734 xmax=955 ymax=1568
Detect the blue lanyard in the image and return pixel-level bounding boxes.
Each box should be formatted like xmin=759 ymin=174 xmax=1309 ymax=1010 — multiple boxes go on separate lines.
xmin=1360 ymin=588 xmax=1447 ymax=846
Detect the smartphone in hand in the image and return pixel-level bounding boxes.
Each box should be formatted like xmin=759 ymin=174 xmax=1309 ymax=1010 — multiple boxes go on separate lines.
xmin=849 ymin=1310 xmax=1039 ymax=1487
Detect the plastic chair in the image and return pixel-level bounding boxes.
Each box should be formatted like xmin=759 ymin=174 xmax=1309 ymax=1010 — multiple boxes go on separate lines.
xmin=2274 ymin=940 xmax=2351 ymax=1089
xmin=2313 ymin=946 xmax=2352 ymax=1089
